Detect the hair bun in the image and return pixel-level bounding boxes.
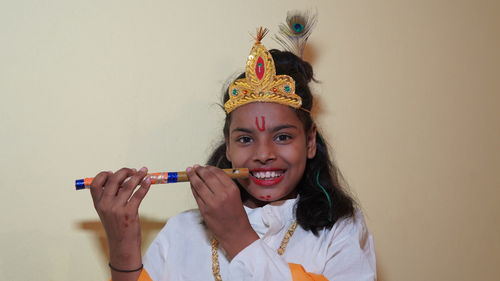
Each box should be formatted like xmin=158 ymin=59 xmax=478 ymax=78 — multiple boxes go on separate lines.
xmin=298 ymin=59 xmax=314 ymax=83
xmin=270 ymin=49 xmax=314 ymax=84
xmin=268 ymin=49 xmax=315 ymax=111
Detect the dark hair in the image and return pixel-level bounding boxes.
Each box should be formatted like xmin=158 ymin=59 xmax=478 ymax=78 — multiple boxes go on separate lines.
xmin=207 ymin=49 xmax=355 ymax=234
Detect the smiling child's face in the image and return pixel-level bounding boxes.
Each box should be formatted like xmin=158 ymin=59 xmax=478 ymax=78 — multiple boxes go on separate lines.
xmin=225 ymin=102 xmax=316 ymax=208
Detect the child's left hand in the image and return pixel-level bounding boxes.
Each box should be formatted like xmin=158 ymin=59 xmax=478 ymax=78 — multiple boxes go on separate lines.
xmin=186 ymin=165 xmax=259 ymax=260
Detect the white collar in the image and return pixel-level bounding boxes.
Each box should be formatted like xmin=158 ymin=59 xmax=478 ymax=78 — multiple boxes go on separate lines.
xmin=244 ymin=198 xmax=297 ymax=237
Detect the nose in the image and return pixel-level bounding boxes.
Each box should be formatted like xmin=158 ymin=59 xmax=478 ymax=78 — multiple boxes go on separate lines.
xmin=253 ymin=141 xmax=276 ymax=164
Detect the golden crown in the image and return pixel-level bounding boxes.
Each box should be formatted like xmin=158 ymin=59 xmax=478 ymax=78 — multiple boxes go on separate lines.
xmin=224 ymin=28 xmax=302 ymax=113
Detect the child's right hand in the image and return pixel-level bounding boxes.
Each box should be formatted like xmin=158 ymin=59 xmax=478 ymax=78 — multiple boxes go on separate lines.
xmin=89 ymin=167 xmax=151 ymax=272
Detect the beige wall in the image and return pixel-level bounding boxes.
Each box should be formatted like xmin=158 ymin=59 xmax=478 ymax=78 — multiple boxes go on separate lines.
xmin=1 ymin=0 xmax=499 ymax=280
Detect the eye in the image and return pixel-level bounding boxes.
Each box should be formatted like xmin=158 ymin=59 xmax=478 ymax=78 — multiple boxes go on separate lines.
xmin=274 ymin=134 xmax=292 ymax=143
xmin=236 ymin=136 xmax=253 ymax=144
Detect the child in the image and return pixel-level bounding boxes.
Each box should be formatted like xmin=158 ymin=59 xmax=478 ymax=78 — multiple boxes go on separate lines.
xmin=89 ymin=28 xmax=376 ymax=281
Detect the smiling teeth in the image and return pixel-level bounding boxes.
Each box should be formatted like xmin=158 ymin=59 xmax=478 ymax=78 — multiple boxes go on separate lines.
xmin=252 ymin=171 xmax=283 ymax=179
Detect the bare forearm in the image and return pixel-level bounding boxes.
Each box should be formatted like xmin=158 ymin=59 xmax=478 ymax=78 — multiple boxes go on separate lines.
xmin=89 ymin=167 xmax=151 ymax=281
xmin=110 ymin=270 xmax=142 ymax=281
xmin=108 ymin=241 xmax=143 ymax=281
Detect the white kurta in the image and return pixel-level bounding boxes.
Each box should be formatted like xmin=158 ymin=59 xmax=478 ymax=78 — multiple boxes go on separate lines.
xmin=143 ymin=199 xmax=376 ymax=281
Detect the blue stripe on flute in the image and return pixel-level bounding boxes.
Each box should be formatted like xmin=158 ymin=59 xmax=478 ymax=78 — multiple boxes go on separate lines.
xmin=75 ymin=179 xmax=85 ymax=190
xmin=167 ymin=172 xmax=178 ymax=183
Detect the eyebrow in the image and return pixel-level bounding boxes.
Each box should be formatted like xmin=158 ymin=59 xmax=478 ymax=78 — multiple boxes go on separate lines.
xmin=231 ymin=124 xmax=298 ymax=134
xmin=232 ymin=127 xmax=254 ymax=134
xmin=270 ymin=124 xmax=298 ymax=132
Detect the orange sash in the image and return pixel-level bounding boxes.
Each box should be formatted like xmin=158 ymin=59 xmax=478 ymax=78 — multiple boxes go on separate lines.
xmin=289 ymin=263 xmax=329 ymax=281
xmin=109 ymin=269 xmax=152 ymax=281
xmin=113 ymin=263 xmax=328 ymax=281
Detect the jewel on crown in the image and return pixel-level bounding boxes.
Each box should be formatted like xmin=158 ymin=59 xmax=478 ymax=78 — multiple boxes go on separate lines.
xmin=224 ymin=27 xmax=303 ymax=113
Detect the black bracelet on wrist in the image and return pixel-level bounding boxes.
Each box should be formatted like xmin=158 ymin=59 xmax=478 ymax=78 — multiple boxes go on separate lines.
xmin=108 ymin=262 xmax=143 ymax=273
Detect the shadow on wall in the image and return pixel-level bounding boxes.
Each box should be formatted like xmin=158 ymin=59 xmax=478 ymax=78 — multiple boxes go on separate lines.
xmin=377 ymin=258 xmax=384 ymax=281
xmin=77 ymin=216 xmax=167 ymax=262
xmin=302 ymin=44 xmax=323 ymax=118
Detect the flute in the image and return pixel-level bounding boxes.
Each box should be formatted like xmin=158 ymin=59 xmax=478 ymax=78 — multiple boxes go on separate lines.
xmin=75 ymin=168 xmax=249 ymax=190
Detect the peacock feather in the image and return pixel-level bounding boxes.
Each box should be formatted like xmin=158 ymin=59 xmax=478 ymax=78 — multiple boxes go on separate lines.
xmin=274 ymin=10 xmax=317 ymax=58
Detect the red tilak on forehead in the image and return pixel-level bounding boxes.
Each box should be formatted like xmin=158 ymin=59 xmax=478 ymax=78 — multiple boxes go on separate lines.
xmin=255 ymin=116 xmax=266 ymax=131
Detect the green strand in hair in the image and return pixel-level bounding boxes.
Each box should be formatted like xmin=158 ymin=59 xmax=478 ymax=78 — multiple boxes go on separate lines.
xmin=315 ymin=171 xmax=333 ymax=221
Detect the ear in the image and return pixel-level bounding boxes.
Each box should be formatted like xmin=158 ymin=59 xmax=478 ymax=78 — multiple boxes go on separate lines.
xmin=306 ymin=125 xmax=317 ymax=159
xmin=225 ymin=137 xmax=232 ymax=162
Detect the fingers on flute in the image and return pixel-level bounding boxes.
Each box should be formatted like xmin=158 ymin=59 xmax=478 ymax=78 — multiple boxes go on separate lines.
xmin=202 ymin=166 xmax=240 ymax=205
xmin=206 ymin=166 xmax=236 ymax=189
xmin=116 ymin=167 xmax=149 ymax=203
xmin=102 ymin=168 xmax=135 ymax=199
xmin=186 ymin=165 xmax=213 ymax=205
xmin=90 ymin=171 xmax=112 ymax=203
xmin=128 ymin=175 xmax=151 ymax=210
xmin=197 ymin=166 xmax=227 ymax=194
xmin=187 ymin=169 xmax=204 ymax=207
